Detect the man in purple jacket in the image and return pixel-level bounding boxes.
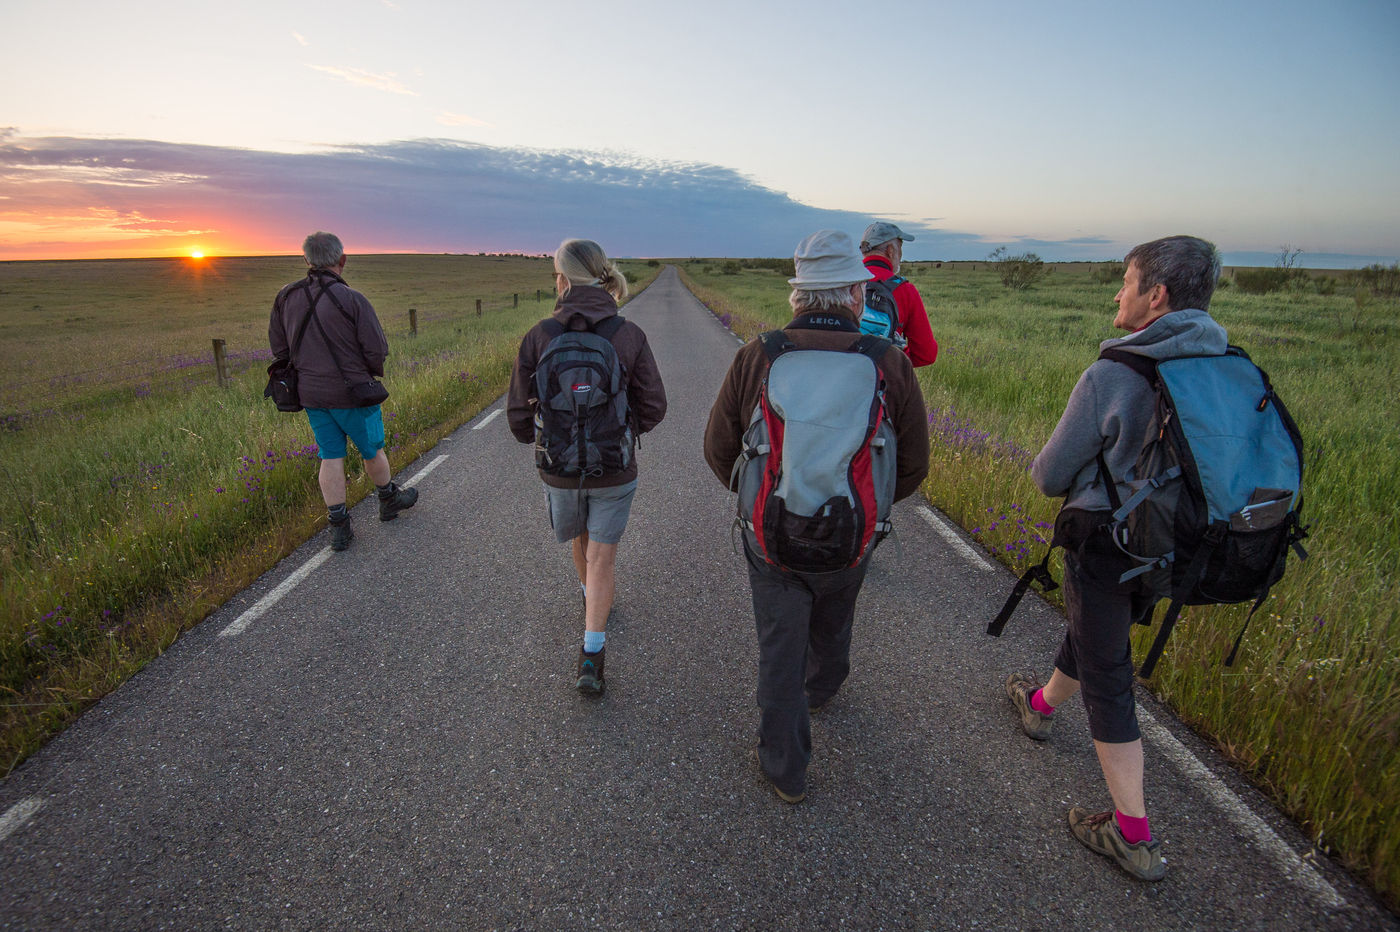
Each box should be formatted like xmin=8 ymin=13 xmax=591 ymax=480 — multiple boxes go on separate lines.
xmin=1005 ymin=235 xmax=1226 ymax=882
xmin=269 ymin=232 xmax=417 ymax=552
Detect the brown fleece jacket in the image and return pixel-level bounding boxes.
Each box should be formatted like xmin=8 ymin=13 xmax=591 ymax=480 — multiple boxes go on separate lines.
xmin=507 ymin=285 xmax=668 ymax=488
xmin=703 ymin=309 xmax=929 ymax=502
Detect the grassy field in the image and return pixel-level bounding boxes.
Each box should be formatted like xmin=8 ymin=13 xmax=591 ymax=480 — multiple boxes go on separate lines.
xmin=0 ymin=253 xmax=660 ymax=774
xmin=675 ymin=258 xmax=1400 ymax=907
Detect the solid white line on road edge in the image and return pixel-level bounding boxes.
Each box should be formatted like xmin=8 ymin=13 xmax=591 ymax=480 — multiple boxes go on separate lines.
xmin=472 ymin=408 xmax=503 ymax=430
xmin=0 ymin=797 xmax=42 ymax=844
xmin=916 ymin=506 xmax=996 ymax=572
xmin=1137 ymin=709 xmax=1348 ymax=910
xmin=404 ymin=454 xmax=449 ymax=487
xmin=219 ymin=550 xmax=332 ymax=638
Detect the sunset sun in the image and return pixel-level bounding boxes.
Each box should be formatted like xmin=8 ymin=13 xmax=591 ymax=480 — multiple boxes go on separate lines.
xmin=189 ymin=249 xmax=204 ymax=259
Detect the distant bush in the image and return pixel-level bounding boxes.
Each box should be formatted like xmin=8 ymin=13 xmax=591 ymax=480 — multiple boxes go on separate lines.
xmin=742 ymin=257 xmax=797 ymax=277
xmin=1345 ymin=262 xmax=1400 ymax=298
xmin=646 ymin=259 xmax=660 ymax=268
xmin=1314 ymin=276 xmax=1337 ymax=296
xmin=720 ymin=261 xmax=742 ymax=275
xmin=1235 ymin=268 xmax=1290 ymax=294
xmin=988 ymin=247 xmax=1050 ymax=290
xmin=1091 ymin=263 xmax=1124 ymax=285
xmin=623 ymin=270 xmax=639 ymax=284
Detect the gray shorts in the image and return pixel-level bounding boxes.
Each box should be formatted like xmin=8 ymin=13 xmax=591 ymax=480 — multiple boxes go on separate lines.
xmin=545 ymin=481 xmax=638 ymax=545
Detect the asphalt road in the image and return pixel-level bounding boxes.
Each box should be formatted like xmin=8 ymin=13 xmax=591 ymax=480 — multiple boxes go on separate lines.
xmin=1 ymin=266 xmax=1393 ymax=930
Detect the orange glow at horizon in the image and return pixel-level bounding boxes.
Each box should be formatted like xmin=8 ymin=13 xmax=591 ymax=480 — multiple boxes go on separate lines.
xmin=189 ymin=249 xmax=205 ymax=259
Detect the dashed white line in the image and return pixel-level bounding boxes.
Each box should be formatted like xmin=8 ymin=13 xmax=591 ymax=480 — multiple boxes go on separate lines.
xmin=472 ymin=408 xmax=503 ymax=430
xmin=404 ymin=454 xmax=449 ymax=486
xmin=915 ymin=505 xmax=995 ymax=572
xmin=1137 ymin=709 xmax=1348 ymax=909
xmin=220 ymin=549 xmax=332 ymax=637
xmin=0 ymin=797 xmax=43 ymax=843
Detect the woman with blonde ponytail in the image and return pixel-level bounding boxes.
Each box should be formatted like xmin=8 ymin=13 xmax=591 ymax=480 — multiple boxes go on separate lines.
xmin=507 ymin=239 xmax=668 ymax=695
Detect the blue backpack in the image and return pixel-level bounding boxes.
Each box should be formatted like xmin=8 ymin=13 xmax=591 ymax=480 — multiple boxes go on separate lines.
xmin=991 ymin=345 xmax=1309 ymax=677
xmin=860 ymin=276 xmax=908 ymax=349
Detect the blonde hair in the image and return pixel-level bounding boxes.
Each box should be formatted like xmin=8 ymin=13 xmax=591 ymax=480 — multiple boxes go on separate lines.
xmin=555 ymin=238 xmax=628 ymax=301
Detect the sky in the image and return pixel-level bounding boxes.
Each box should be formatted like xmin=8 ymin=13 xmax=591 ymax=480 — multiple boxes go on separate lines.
xmin=1 ymin=0 xmax=1397 ymax=266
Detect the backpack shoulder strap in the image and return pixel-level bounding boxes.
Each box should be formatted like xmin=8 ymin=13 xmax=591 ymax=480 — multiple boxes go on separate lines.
xmin=594 ymin=314 xmax=626 ymax=341
xmin=1099 ymin=347 xmax=1158 ymax=383
xmin=759 ymin=330 xmax=794 ymax=362
xmin=852 ymin=333 xmax=894 ymax=362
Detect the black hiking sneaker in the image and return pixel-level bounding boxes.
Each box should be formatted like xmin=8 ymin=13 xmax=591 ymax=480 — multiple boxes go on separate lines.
xmin=576 ymin=648 xmax=605 ymax=695
xmin=1005 ymin=672 xmax=1054 ymax=740
xmin=378 ymin=483 xmax=418 ymax=521
xmin=329 ymin=516 xmax=353 ymax=552
xmin=1068 ymin=807 xmax=1166 ymax=881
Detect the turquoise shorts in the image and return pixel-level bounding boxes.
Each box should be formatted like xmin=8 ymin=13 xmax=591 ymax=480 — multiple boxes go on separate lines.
xmin=306 ymin=406 xmax=386 ymax=460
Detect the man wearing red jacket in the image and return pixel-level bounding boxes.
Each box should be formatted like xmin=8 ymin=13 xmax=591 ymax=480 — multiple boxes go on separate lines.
xmin=860 ymin=221 xmax=938 ymax=367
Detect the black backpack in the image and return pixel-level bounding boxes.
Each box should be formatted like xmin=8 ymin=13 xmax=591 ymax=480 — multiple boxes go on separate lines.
xmin=532 ymin=315 xmax=633 ymax=479
xmin=990 ymin=345 xmax=1309 ymax=677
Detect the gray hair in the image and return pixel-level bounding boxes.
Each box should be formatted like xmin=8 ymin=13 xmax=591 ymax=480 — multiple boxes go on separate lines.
xmin=790 ymin=283 xmax=863 ymax=314
xmin=555 ymin=238 xmax=628 ymax=301
xmin=1125 ymin=235 xmax=1221 ymax=312
xmin=303 ymin=232 xmax=344 ymax=270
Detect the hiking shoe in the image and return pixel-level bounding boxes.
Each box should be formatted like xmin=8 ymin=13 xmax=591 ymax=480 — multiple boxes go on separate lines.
xmin=329 ymin=517 xmax=353 ymax=552
xmin=378 ymin=483 xmax=418 ymax=521
xmin=750 ymin=748 xmax=805 ymax=804
xmin=1068 ymin=807 xmax=1166 ymax=882
xmin=576 ymin=648 xmax=605 ymax=695
xmin=1005 ymin=672 xmax=1054 ymax=740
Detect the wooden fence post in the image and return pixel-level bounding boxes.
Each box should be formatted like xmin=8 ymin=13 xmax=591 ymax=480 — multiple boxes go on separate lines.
xmin=409 ymin=308 xmax=418 ymax=336
xmin=212 ymin=338 xmax=229 ymax=388
xmin=513 ymin=293 xmax=519 ymax=308
xmin=536 ymin=289 xmax=542 ymax=302
xmin=476 ymin=299 xmax=482 ymax=317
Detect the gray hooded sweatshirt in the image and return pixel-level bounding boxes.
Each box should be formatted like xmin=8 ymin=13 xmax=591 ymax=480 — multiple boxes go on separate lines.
xmin=1031 ymin=308 xmax=1229 ymax=512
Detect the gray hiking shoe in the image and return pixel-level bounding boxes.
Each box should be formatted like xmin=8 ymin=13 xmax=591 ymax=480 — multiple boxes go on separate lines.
xmin=1005 ymin=672 xmax=1054 ymax=740
xmin=329 ymin=516 xmax=353 ymax=552
xmin=378 ymin=483 xmax=418 ymax=521
xmin=1068 ymin=807 xmax=1166 ymax=882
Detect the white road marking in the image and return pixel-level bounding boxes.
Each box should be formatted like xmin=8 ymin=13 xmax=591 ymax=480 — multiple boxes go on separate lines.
xmin=219 ymin=550 xmax=332 ymax=637
xmin=0 ymin=797 xmax=43 ymax=843
xmin=1137 ymin=709 xmax=1348 ymax=909
xmin=916 ymin=505 xmax=996 ymax=572
xmin=472 ymin=408 xmax=503 ymax=430
xmin=404 ymin=454 xmax=449 ymax=486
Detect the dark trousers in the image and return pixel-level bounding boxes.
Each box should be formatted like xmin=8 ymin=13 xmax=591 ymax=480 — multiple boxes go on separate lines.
xmin=744 ymin=542 xmax=870 ymax=796
xmin=1054 ymin=550 xmax=1155 ymax=744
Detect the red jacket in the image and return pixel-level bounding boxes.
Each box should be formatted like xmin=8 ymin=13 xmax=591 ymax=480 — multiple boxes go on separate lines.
xmin=864 ymin=256 xmax=937 ymax=367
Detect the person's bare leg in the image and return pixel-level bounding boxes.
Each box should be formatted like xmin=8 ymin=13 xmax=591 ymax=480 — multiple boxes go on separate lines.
xmin=1042 ymin=667 xmax=1080 ymax=708
xmin=364 ymin=449 xmax=391 ymax=487
xmin=1095 ymin=738 xmax=1146 ymax=818
xmin=583 ymin=540 xmax=618 ymax=632
xmin=318 ymin=458 xmax=347 ymax=506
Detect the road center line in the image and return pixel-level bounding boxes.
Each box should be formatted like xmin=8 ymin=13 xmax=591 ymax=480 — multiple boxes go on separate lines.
xmin=1137 ymin=709 xmax=1347 ymax=909
xmin=0 ymin=797 xmax=43 ymax=844
xmin=916 ymin=505 xmax=995 ymax=572
xmin=404 ymin=454 xmax=449 ymax=486
xmin=219 ymin=549 xmax=332 ymax=638
xmin=472 ymin=408 xmax=503 ymax=430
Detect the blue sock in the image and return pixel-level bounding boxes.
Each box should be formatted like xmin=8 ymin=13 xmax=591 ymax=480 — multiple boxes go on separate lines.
xmin=583 ymin=630 xmax=605 ymax=654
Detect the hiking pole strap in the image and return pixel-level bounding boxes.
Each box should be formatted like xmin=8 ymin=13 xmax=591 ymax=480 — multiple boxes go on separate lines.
xmin=1096 ymin=451 xmax=1124 ymax=513
xmin=1224 ymin=592 xmax=1269 ymax=667
xmin=1138 ymin=527 xmax=1222 ymax=678
xmin=988 ymin=553 xmax=1057 ymax=637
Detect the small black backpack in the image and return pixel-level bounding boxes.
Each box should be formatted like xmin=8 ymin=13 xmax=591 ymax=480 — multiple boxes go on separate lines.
xmin=532 ymin=315 xmax=633 ymax=479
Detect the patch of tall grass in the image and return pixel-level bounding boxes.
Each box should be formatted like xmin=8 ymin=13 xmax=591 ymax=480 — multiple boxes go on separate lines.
xmin=0 ymin=254 xmax=660 ymax=772
xmin=680 ymin=259 xmax=1400 ymax=907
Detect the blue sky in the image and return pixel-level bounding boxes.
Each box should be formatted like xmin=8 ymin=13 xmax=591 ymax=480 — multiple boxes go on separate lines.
xmin=2 ymin=0 xmax=1397 ymax=264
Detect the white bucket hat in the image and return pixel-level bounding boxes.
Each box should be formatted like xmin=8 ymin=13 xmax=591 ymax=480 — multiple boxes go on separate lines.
xmin=787 ymin=230 xmax=874 ymax=289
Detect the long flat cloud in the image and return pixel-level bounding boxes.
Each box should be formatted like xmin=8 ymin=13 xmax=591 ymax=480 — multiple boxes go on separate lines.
xmin=0 ymin=134 xmax=1009 ymax=260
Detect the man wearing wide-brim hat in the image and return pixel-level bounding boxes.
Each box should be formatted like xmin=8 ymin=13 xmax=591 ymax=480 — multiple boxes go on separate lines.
xmin=703 ymin=229 xmax=929 ymax=803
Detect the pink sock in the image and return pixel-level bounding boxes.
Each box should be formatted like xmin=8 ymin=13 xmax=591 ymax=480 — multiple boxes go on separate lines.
xmin=1116 ymin=811 xmax=1152 ymax=844
xmin=1030 ymin=688 xmax=1055 ymax=716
